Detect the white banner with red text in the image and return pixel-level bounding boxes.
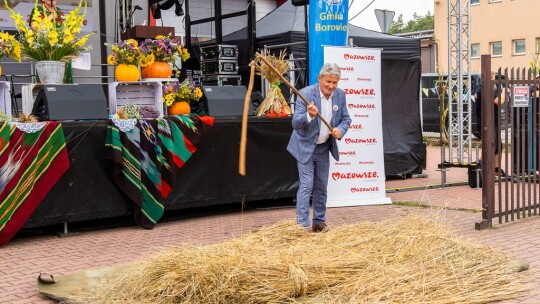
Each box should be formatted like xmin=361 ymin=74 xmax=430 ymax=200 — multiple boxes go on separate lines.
xmin=324 ymin=46 xmax=391 ymax=207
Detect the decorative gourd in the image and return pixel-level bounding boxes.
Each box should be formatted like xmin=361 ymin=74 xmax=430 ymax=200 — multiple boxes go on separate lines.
xmin=142 ymin=62 xmax=172 ymax=79
xmin=168 ymin=101 xmax=191 ymax=115
xmin=115 ymin=64 xmax=140 ymax=82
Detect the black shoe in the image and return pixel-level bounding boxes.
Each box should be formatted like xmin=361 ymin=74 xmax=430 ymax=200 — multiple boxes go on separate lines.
xmin=495 ymin=167 xmax=507 ymax=177
xmin=312 ymin=222 xmax=329 ymax=233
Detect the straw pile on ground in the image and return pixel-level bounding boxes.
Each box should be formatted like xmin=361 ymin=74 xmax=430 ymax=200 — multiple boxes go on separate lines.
xmin=87 ymin=214 xmax=530 ymax=303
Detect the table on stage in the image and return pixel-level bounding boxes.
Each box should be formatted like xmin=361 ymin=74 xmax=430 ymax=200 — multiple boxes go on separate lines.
xmin=18 ymin=117 xmax=298 ymax=230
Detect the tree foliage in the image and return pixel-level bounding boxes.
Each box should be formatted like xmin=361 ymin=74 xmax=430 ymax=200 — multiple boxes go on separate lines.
xmin=388 ymin=11 xmax=434 ymax=34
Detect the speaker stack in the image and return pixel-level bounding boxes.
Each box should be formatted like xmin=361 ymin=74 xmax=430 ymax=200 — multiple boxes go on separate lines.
xmin=200 ymin=44 xmax=242 ymax=86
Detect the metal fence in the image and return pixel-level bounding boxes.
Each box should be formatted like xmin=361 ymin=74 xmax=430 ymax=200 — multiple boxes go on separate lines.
xmin=476 ymin=55 xmax=540 ymax=229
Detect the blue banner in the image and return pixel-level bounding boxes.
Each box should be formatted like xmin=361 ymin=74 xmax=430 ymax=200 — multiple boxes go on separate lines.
xmin=308 ymin=0 xmax=349 ymax=85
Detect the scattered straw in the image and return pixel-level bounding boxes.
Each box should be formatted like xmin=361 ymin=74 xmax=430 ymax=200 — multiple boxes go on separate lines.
xmin=17 ymin=113 xmax=38 ymax=122
xmin=85 ymin=214 xmax=530 ymax=303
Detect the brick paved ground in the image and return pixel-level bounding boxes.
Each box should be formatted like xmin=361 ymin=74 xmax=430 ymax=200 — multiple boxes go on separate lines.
xmin=1 ymin=146 xmax=539 ymax=303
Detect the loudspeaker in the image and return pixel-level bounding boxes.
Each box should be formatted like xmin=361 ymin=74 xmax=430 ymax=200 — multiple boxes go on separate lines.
xmin=32 ymin=84 xmax=109 ymax=121
xmin=468 ymin=163 xmax=482 ymax=188
xmin=251 ymin=91 xmax=264 ymax=112
xmin=291 ymin=0 xmax=308 ymax=6
xmin=201 ymin=85 xmax=252 ymax=117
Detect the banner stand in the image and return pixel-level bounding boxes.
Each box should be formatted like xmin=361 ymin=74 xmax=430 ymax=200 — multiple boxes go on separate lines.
xmin=324 ymin=46 xmax=391 ymax=207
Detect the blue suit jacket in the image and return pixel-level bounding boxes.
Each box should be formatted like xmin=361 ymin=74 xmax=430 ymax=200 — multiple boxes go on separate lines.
xmin=287 ymin=83 xmax=351 ymax=163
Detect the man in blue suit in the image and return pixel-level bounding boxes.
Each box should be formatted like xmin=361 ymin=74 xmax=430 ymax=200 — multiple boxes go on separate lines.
xmin=287 ymin=63 xmax=351 ymax=232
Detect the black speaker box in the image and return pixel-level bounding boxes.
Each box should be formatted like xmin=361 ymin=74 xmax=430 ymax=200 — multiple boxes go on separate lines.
xmin=468 ymin=163 xmax=482 ymax=188
xmin=32 ymin=84 xmax=109 ymax=121
xmin=291 ymin=0 xmax=308 ymax=6
xmin=201 ymin=85 xmax=252 ymax=117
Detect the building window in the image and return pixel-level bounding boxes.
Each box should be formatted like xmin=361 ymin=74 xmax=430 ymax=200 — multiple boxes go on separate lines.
xmin=489 ymin=0 xmax=502 ymax=2
xmin=513 ymin=39 xmax=526 ymax=55
xmin=491 ymin=41 xmax=502 ymax=57
xmin=471 ymin=0 xmax=479 ymax=4
xmin=471 ymin=43 xmax=480 ymax=58
xmin=536 ymin=37 xmax=540 ymax=53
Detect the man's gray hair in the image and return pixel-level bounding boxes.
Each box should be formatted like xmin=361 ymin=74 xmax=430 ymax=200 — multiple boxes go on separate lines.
xmin=319 ymin=63 xmax=341 ymax=77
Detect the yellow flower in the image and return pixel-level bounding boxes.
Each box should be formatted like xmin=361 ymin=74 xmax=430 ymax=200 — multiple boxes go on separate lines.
xmin=107 ymin=54 xmax=117 ymax=65
xmin=63 ymin=33 xmax=74 ymax=44
xmin=194 ymin=87 xmax=203 ymax=99
xmin=74 ymin=34 xmax=91 ymax=48
xmin=13 ymin=46 xmax=21 ymax=61
xmin=48 ymin=30 xmax=59 ymax=45
xmin=127 ymin=39 xmax=138 ymax=47
xmin=138 ymin=53 xmax=154 ymax=67
xmin=178 ymin=47 xmax=190 ymax=61
xmin=164 ymin=94 xmax=174 ymax=106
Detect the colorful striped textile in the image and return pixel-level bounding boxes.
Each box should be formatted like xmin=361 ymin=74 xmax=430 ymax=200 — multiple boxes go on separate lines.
xmin=105 ymin=115 xmax=214 ymax=228
xmin=0 ymin=122 xmax=69 ymax=245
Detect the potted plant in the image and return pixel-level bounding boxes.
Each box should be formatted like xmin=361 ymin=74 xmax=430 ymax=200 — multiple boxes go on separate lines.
xmin=139 ymin=35 xmax=190 ymax=79
xmin=3 ymin=0 xmax=94 ymax=84
xmin=105 ymin=39 xmax=153 ymax=82
xmin=162 ymin=78 xmax=203 ymax=115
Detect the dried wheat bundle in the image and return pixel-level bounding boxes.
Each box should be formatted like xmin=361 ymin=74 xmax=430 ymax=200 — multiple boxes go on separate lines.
xmin=86 ymin=214 xmax=531 ymax=304
xmin=254 ymin=50 xmax=292 ymax=117
xmin=17 ymin=113 xmax=38 ymax=123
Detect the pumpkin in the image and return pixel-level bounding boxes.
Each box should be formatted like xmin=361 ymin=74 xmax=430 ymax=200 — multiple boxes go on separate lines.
xmin=168 ymin=101 xmax=191 ymax=115
xmin=265 ymin=108 xmax=279 ymax=117
xmin=115 ymin=64 xmax=140 ymax=82
xmin=142 ymin=62 xmax=172 ymax=79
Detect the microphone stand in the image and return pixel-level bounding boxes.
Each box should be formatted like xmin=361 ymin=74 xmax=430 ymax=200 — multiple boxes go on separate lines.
xmin=124 ymin=7 xmax=139 ymax=33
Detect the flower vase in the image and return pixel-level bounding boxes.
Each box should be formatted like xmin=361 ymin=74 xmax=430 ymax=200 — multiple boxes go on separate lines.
xmin=115 ymin=64 xmax=140 ymax=82
xmin=168 ymin=101 xmax=191 ymax=115
xmin=142 ymin=62 xmax=172 ymax=79
xmin=35 ymin=61 xmax=66 ymax=84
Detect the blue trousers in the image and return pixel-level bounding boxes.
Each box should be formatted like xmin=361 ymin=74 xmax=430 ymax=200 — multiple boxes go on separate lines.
xmin=296 ymin=141 xmax=330 ymax=227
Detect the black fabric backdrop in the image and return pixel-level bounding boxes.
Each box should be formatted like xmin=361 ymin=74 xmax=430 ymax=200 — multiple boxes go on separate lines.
xmin=211 ymin=0 xmax=425 ymax=177
xmin=23 ymin=118 xmax=298 ymax=228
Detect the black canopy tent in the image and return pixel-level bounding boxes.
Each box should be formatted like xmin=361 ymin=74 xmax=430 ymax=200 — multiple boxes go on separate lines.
xmin=197 ymin=0 xmax=424 ymax=177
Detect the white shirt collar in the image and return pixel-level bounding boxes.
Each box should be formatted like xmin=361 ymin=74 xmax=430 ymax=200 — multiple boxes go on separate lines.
xmin=319 ymin=90 xmax=333 ymax=100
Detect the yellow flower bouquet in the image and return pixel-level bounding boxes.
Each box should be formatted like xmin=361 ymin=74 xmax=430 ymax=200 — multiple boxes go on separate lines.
xmin=162 ymin=78 xmax=203 ymax=107
xmin=105 ymin=39 xmax=154 ymax=81
xmin=106 ymin=39 xmax=153 ymax=67
xmin=0 ymin=32 xmax=21 ymax=62
xmin=140 ymin=35 xmax=190 ymax=65
xmin=3 ymin=0 xmax=93 ymax=62
xmin=139 ymin=35 xmax=191 ymax=79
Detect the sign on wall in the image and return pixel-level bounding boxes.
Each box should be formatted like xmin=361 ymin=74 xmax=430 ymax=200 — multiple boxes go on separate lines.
xmin=512 ymin=86 xmax=530 ymax=108
xmin=324 ymin=46 xmax=391 ymax=207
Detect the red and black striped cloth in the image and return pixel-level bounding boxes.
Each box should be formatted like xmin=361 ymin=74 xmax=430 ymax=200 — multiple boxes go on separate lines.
xmin=0 ymin=122 xmax=69 ymax=245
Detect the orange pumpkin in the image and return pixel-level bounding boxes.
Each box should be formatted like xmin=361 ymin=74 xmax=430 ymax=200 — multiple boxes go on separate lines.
xmin=115 ymin=64 xmax=140 ymax=82
xmin=168 ymin=101 xmax=191 ymax=115
xmin=142 ymin=62 xmax=172 ymax=79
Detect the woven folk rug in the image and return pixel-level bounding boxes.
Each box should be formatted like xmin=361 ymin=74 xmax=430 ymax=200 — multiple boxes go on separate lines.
xmin=0 ymin=122 xmax=69 ymax=245
xmin=105 ymin=115 xmax=214 ymax=228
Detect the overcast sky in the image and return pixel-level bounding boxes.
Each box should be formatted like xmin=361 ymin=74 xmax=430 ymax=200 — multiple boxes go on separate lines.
xmin=348 ymin=0 xmax=434 ymax=32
